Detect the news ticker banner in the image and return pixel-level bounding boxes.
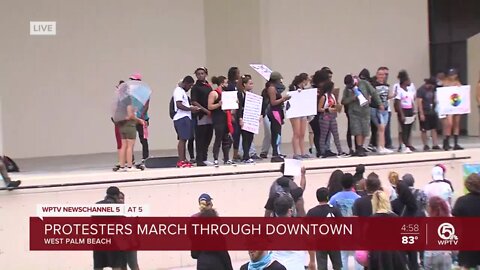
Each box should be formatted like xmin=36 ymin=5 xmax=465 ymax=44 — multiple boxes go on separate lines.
xmin=30 ymin=217 xmax=479 ymax=251
xmin=36 ymin=204 xmax=149 ymax=219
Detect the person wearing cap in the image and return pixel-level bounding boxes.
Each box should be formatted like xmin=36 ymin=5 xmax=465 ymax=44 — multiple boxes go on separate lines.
xmin=192 ymin=193 xmax=213 ymax=217
xmin=423 ymin=165 xmax=453 ymax=206
xmin=263 ymin=71 xmax=290 ymax=162
xmin=341 ymin=74 xmax=383 ymax=157
xmin=439 ymin=68 xmax=463 ymax=150
xmin=191 ymin=67 xmax=214 ymax=166
xmin=94 ymin=186 xmax=126 ymax=270
xmin=416 ymin=77 xmax=440 ymax=151
xmin=452 ymin=173 xmax=480 ymax=269
xmin=129 ymin=73 xmax=150 ymax=163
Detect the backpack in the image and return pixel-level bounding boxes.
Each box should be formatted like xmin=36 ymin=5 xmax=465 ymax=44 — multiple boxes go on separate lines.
xmin=412 ymin=188 xmax=428 ymax=217
xmin=272 ymin=182 xmax=298 ymax=217
xmin=169 ymin=97 xmax=176 ymax=120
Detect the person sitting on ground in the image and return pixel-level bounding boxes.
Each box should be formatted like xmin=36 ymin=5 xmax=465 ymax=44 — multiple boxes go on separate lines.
xmin=241 ymin=251 xmax=286 ymax=270
xmin=353 ymin=172 xmax=382 ymax=217
xmin=264 ymin=164 xmax=306 ymax=217
xmin=306 ymin=187 xmax=343 ymax=270
xmin=0 ymin=157 xmax=21 ymax=189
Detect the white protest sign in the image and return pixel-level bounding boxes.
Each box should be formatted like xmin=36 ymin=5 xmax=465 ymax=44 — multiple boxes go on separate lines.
xmin=285 ymin=88 xmax=317 ymax=119
xmin=284 ymin=158 xmax=302 ymax=177
xmin=249 ymin=64 xmax=273 ymax=81
xmin=436 ymin=85 xmax=471 ymax=115
xmin=221 ymin=91 xmax=238 ymax=110
xmin=242 ymin=92 xmax=263 ymax=134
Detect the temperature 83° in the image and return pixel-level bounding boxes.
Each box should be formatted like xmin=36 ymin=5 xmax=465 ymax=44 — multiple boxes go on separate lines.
xmin=401 ymin=235 xmax=419 ymax=244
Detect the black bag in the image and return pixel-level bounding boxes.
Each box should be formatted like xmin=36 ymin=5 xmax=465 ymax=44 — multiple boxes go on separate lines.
xmin=169 ymin=97 xmax=176 ymax=120
xmin=2 ymin=156 xmax=20 ymax=172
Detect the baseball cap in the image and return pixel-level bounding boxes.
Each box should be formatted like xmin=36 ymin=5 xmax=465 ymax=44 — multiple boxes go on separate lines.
xmin=402 ymin=173 xmax=415 ymax=187
xmin=270 ymin=71 xmax=283 ymax=81
xmin=447 ymin=68 xmax=458 ymax=76
xmin=198 ymin=193 xmax=213 ymax=203
xmin=194 ymin=67 xmax=208 ymax=74
xmin=129 ymin=73 xmax=142 ymax=80
xmin=106 ymin=186 xmax=120 ymax=196
xmin=432 ymin=166 xmax=444 ymax=181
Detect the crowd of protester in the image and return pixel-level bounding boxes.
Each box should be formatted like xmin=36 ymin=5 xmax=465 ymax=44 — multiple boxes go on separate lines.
xmin=161 ymin=66 xmax=477 ymax=169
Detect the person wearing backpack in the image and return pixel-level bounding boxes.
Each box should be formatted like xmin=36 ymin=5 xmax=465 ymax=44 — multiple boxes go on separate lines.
xmin=172 ymin=76 xmax=199 ymax=168
xmin=307 ymin=187 xmax=343 ymax=270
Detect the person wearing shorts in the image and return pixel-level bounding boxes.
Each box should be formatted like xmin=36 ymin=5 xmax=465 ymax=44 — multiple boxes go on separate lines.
xmin=417 ymin=77 xmax=440 ymax=151
xmin=371 ymin=69 xmax=394 ymax=154
xmin=173 ymin=76 xmax=198 ymax=168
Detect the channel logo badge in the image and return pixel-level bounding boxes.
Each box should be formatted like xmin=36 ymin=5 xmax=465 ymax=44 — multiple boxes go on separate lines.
xmin=30 ymin=21 xmax=56 ymax=36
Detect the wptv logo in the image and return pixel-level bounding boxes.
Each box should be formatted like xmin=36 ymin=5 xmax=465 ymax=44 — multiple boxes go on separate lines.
xmin=437 ymin=222 xmax=458 ymax=245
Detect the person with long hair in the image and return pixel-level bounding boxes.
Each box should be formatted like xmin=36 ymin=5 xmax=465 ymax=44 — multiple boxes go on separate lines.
xmin=208 ymin=76 xmax=234 ymax=166
xmin=369 ymin=190 xmax=408 ymax=270
xmin=424 ymin=196 xmax=452 ymax=270
xmin=394 ymin=70 xmax=416 ymax=153
xmin=264 ymin=71 xmax=290 ymax=162
xmin=238 ymin=75 xmax=258 ymax=163
xmin=327 ymin=169 xmax=344 ymax=199
xmin=371 ymin=68 xmax=395 ymax=154
xmin=318 ymin=81 xmax=347 ymax=158
xmin=288 ymin=73 xmax=310 ymax=159
xmin=440 ymin=68 xmax=463 ymax=150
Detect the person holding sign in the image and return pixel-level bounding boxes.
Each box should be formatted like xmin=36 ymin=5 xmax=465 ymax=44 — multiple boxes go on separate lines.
xmin=394 ymin=70 xmax=416 ymax=154
xmin=264 ymin=71 xmax=290 ymax=162
xmin=341 ymin=75 xmax=383 ymax=157
xmin=237 ymin=76 xmax=257 ymax=164
xmin=208 ymin=76 xmax=234 ymax=166
xmin=440 ymin=68 xmax=463 ymax=150
xmin=288 ymin=73 xmax=311 ymax=159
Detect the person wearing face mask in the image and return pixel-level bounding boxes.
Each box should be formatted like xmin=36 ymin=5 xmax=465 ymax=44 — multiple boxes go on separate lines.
xmin=208 ymin=76 xmax=234 ymax=166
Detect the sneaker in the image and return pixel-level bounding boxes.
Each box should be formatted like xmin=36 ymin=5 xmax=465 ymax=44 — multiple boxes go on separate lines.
xmin=443 ymin=142 xmax=452 ymax=151
xmin=224 ymin=160 xmax=234 ymax=165
xmin=126 ymin=166 xmax=140 ymax=172
xmin=423 ymin=145 xmax=431 ymax=151
xmin=176 ymin=161 xmax=185 ymax=168
xmin=301 ymin=154 xmax=312 ymax=159
xmin=6 ymin=180 xmax=21 ymax=189
xmin=338 ymin=152 xmax=350 ymax=158
xmin=293 ymin=154 xmax=303 ymax=160
xmin=189 ymin=159 xmax=196 ymax=164
xmin=250 ymin=154 xmax=263 ymax=160
xmin=271 ymin=156 xmax=284 ymax=163
xmin=214 ymin=160 xmax=219 ymax=167
xmin=432 ymin=145 xmax=441 ymax=150
xmin=259 ymin=153 xmax=268 ymax=159
xmin=349 ymin=149 xmax=355 ymax=156
xmin=453 ymin=144 xmax=464 ymax=150
xmin=196 ymin=161 xmax=207 ymax=167
xmin=355 ymin=147 xmax=367 ymax=157
xmin=279 ymin=154 xmax=287 ymax=158
xmin=309 ymin=148 xmax=313 ymax=154
xmin=402 ymin=147 xmax=413 ymax=154
xmin=366 ymin=145 xmax=376 ymax=152
xmin=243 ymin=158 xmax=255 ymax=164
xmin=407 ymin=145 xmax=416 ymax=152
xmin=378 ymin=147 xmax=391 ymax=155
xmin=204 ymin=160 xmax=214 ymax=166
xmin=325 ymin=150 xmax=337 ymax=157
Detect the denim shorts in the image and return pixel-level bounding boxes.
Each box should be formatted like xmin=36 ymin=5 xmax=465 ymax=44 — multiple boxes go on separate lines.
xmin=370 ymin=108 xmax=389 ymax=126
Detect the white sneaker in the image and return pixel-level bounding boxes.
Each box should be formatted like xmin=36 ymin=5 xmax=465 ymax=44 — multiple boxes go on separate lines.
xmin=126 ymin=167 xmax=140 ymax=172
xmin=204 ymin=160 xmax=214 ymax=166
xmin=214 ymin=160 xmax=219 ymax=167
xmin=384 ymin=148 xmax=394 ymax=154
xmin=378 ymin=147 xmax=394 ymax=154
xmin=402 ymin=147 xmax=413 ymax=154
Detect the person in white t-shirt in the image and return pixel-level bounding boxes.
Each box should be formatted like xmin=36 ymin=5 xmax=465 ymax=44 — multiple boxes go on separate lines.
xmin=172 ymin=76 xmax=199 ymax=168
xmin=393 ymin=70 xmax=416 ymax=153
xmin=424 ymin=166 xmax=453 ymax=206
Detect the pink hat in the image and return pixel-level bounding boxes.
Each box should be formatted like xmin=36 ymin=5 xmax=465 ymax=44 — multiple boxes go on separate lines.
xmin=129 ymin=73 xmax=142 ymax=80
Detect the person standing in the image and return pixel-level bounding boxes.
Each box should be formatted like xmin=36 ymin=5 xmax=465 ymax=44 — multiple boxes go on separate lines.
xmin=440 ymin=68 xmax=463 ymax=150
xmin=117 ymin=192 xmax=140 ymax=270
xmin=392 ymin=71 xmax=417 ymax=151
xmin=452 ymin=173 xmax=480 ymax=269
xmin=241 ymin=251 xmax=286 ymax=270
xmin=288 ymin=73 xmax=310 ymax=159
xmin=265 ymin=71 xmax=290 ymax=162
xmin=129 ymin=73 xmax=150 ymax=163
xmin=113 ymin=80 xmax=126 ymax=169
xmin=173 ymin=76 xmax=198 ymax=168
xmin=341 ymin=75 xmax=383 ymax=157
xmin=309 ymin=70 xmax=331 ymax=157
xmin=0 ymin=157 xmax=21 ymax=189
xmin=307 ymin=187 xmax=343 ymax=270
xmin=371 ymin=68 xmax=395 ymax=154
xmin=394 ymin=70 xmax=416 ymax=153
xmin=237 ymin=76 xmax=257 ymax=164
xmin=416 ymin=77 xmax=440 ymax=151
xmin=318 ymin=81 xmax=347 ymax=157
xmin=226 ymin=67 xmax=240 ymax=91
xmin=352 ymin=172 xmax=381 ymax=217
xmin=208 ymin=76 xmax=234 ymax=166
xmin=424 ymin=165 xmax=454 ymax=207
xmin=191 ymin=67 xmax=214 ymax=166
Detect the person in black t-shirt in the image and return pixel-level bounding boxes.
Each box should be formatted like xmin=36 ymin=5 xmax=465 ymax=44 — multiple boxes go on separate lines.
xmin=191 ymin=67 xmax=214 ymax=166
xmin=306 ymin=187 xmax=342 ymax=270
xmin=352 ymin=172 xmax=381 ymax=217
xmin=416 ymin=77 xmax=440 ymax=151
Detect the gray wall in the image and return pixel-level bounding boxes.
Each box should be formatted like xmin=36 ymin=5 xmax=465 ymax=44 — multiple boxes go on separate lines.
xmin=0 ymin=0 xmax=430 ymax=158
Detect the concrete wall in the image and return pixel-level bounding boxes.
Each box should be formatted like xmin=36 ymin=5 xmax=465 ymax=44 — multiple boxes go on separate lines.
xmin=0 ymin=149 xmax=478 ymax=269
xmin=467 ymin=33 xmax=480 ymax=136
xmin=0 ymin=0 xmax=430 ymax=158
